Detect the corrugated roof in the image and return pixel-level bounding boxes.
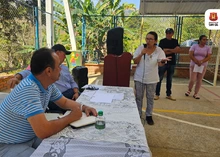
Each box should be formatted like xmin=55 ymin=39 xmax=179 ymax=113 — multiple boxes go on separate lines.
xmin=139 ymin=0 xmax=220 ymax=15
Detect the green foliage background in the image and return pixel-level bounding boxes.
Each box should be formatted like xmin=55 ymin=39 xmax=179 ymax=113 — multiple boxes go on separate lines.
xmin=0 ymin=0 xmax=218 ymax=71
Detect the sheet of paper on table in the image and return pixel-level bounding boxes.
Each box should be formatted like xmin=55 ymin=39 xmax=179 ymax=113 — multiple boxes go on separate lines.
xmin=90 ymin=92 xmax=114 ymax=103
xmin=87 ymin=90 xmax=124 ymax=103
xmin=113 ymin=93 xmax=124 ymax=100
xmin=81 ymin=90 xmax=96 ymax=98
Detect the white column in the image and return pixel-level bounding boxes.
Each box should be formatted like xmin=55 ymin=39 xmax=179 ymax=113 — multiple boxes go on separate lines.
xmin=38 ymin=0 xmax=42 ymax=47
xmin=46 ymin=0 xmax=54 ymax=48
xmin=63 ymin=0 xmax=77 ymax=51
xmin=213 ymin=39 xmax=220 ymax=86
xmin=139 ymin=17 xmax=144 ymax=45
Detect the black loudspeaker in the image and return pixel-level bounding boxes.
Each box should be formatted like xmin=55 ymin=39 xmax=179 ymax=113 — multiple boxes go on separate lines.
xmin=107 ymin=27 xmax=124 ymax=56
xmin=72 ymin=66 xmax=88 ymax=92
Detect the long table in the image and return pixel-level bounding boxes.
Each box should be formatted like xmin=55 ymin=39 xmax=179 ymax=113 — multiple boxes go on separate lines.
xmin=31 ymin=85 xmax=152 ymax=157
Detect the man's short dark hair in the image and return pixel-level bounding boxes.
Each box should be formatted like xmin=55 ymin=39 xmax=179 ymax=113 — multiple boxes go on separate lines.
xmin=31 ymin=48 xmax=55 ymax=75
xmin=165 ymin=28 xmax=174 ymax=34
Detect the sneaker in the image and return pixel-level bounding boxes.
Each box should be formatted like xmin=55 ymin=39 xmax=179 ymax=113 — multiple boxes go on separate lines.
xmin=154 ymin=95 xmax=159 ymax=100
xmin=146 ymin=116 xmax=154 ymax=125
xmin=166 ymin=96 xmax=176 ymax=101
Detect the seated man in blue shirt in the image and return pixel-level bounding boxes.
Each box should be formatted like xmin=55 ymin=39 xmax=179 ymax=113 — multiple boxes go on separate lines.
xmin=0 ymin=48 xmax=97 ymax=156
xmin=8 ymin=44 xmax=80 ymax=113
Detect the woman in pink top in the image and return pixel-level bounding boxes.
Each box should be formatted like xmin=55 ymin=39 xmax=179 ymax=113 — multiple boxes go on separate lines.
xmin=185 ymin=35 xmax=212 ymax=99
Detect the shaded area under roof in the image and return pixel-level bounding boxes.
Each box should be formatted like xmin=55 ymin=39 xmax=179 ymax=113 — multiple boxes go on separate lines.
xmin=139 ymin=0 xmax=220 ymax=15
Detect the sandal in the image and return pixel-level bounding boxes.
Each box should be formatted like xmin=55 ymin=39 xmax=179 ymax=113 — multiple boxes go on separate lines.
xmin=193 ymin=94 xmax=200 ymax=99
xmin=185 ymin=91 xmax=191 ymax=96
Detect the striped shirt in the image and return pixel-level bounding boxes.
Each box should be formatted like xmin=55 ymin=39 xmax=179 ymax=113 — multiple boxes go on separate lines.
xmin=0 ymin=74 xmax=62 ymax=144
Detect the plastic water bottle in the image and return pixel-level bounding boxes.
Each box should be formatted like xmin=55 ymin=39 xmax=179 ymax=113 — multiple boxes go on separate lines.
xmin=95 ymin=111 xmax=105 ymax=130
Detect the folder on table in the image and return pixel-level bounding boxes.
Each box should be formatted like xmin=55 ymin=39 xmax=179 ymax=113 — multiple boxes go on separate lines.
xmin=59 ymin=111 xmax=96 ymax=128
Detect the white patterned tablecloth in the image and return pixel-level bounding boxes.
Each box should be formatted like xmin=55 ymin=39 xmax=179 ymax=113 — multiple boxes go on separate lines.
xmin=31 ymin=86 xmax=152 ymax=157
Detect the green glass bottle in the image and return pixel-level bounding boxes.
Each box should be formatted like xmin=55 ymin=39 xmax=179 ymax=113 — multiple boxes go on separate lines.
xmin=95 ymin=111 xmax=105 ymax=130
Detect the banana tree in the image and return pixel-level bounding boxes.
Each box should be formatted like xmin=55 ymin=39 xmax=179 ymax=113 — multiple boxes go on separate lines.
xmin=53 ymin=0 xmax=137 ymax=61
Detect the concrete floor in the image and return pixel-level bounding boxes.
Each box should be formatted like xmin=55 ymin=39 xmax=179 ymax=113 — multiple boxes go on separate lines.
xmin=89 ymin=74 xmax=220 ymax=157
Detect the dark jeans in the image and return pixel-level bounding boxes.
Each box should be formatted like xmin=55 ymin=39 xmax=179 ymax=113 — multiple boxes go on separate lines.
xmin=47 ymin=89 xmax=76 ymax=114
xmin=156 ymin=64 xmax=175 ymax=96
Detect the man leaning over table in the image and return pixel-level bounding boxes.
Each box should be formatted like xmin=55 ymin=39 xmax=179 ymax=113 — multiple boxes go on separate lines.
xmin=0 ymin=48 xmax=97 ymax=157
xmin=8 ymin=44 xmax=80 ymax=114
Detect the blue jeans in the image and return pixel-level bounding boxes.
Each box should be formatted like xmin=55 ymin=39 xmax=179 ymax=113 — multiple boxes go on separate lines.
xmin=156 ymin=64 xmax=175 ymax=96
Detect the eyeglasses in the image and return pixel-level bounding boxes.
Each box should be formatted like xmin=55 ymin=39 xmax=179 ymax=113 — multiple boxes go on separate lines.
xmin=86 ymin=85 xmax=99 ymax=90
xmin=146 ymin=38 xmax=155 ymax=41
